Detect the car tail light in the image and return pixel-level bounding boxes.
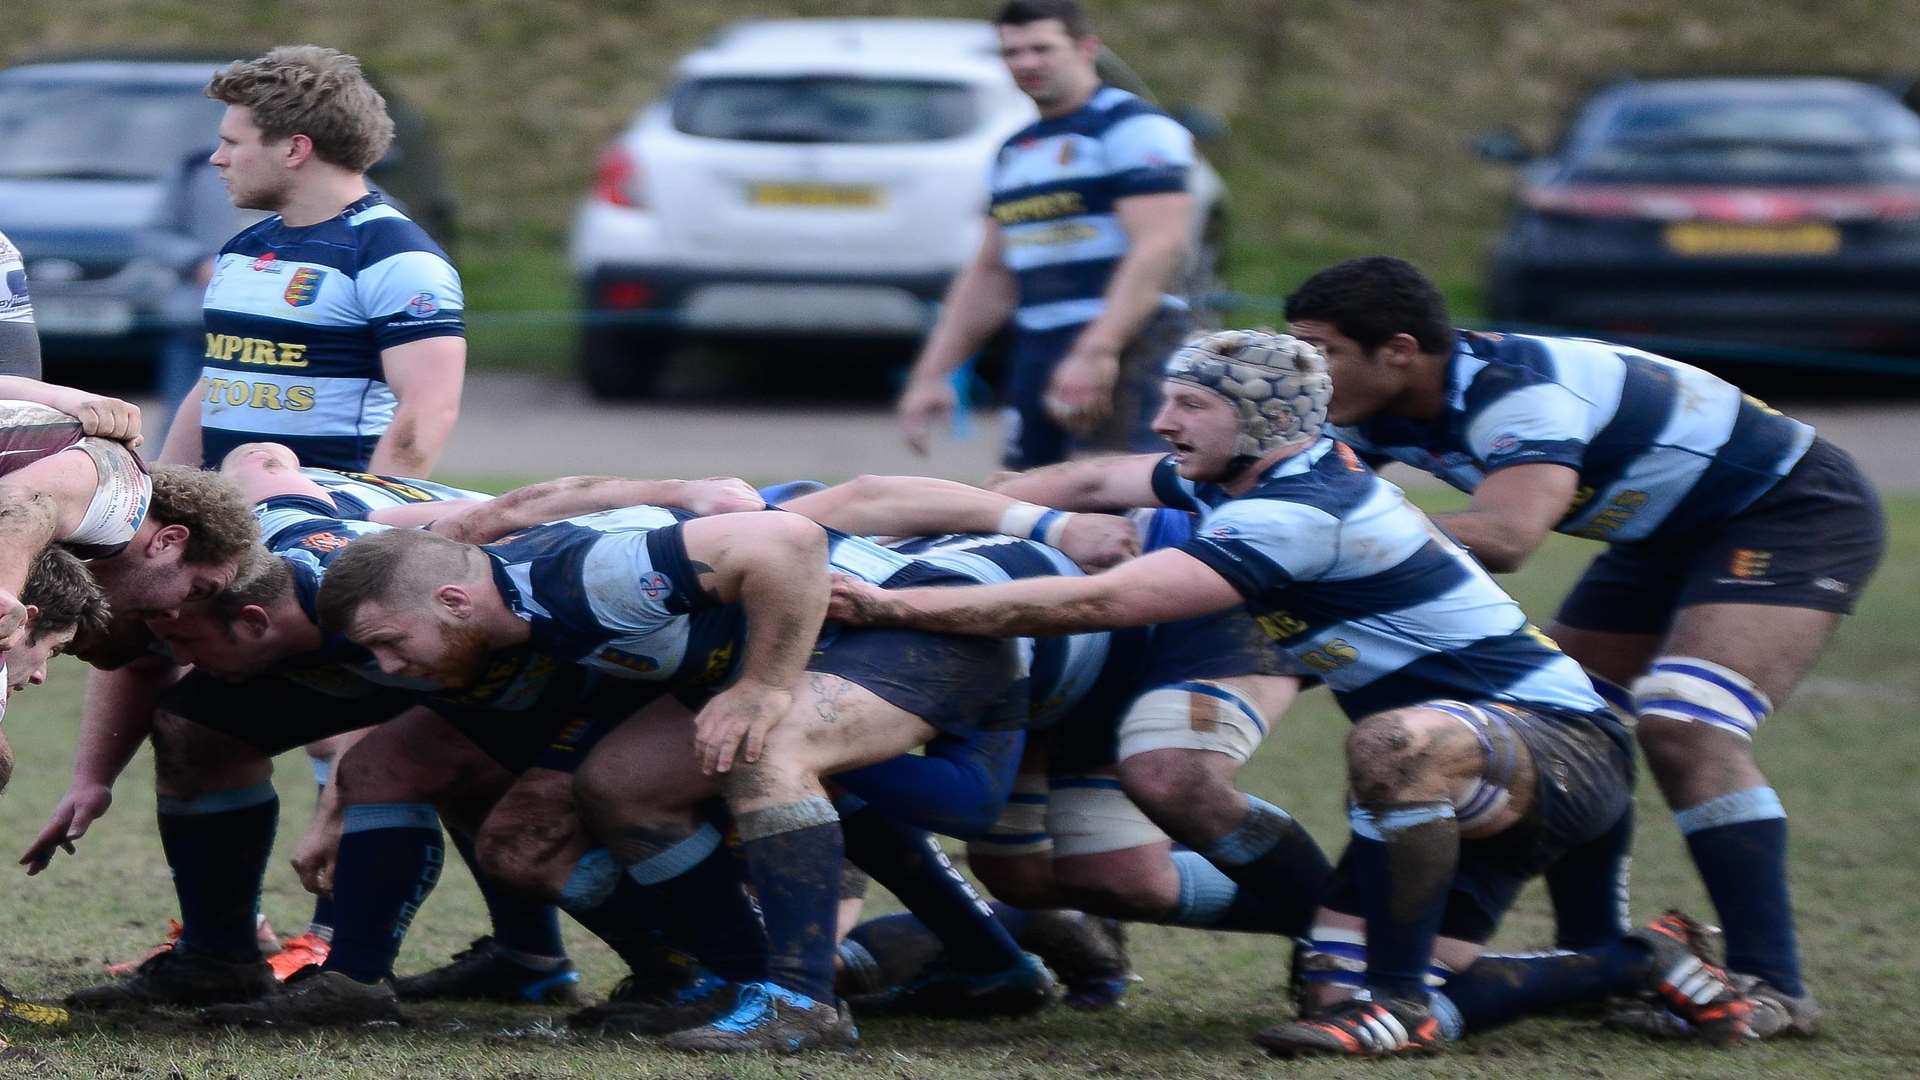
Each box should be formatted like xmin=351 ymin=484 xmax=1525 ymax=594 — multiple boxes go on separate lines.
xmin=601 ymin=280 xmax=655 ymax=308
xmin=592 ymin=145 xmax=647 ymax=209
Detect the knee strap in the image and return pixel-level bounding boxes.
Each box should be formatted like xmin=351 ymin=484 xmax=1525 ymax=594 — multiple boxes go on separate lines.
xmin=1632 ymin=658 xmax=1772 ymax=740
xmin=1426 ymin=701 xmax=1517 ymax=830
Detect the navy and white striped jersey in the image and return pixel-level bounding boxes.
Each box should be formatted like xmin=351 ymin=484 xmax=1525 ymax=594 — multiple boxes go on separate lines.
xmin=887 ymin=532 xmax=1108 ymax=729
xmin=198 ymin=192 xmax=464 ymax=470
xmin=1152 ymin=441 xmax=1611 ymax=722
xmin=298 ymin=467 xmax=491 ymax=520
xmin=990 ymin=86 xmax=1193 ymax=334
xmin=480 ymin=507 xmax=1022 ymax=689
xmin=1336 ymin=332 xmax=1816 ymax=544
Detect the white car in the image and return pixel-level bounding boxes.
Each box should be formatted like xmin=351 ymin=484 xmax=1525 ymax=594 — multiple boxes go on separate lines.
xmin=568 ymin=16 xmax=1227 ymax=397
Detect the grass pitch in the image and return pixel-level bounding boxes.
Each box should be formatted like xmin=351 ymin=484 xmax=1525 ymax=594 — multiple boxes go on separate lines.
xmin=1 ymin=491 xmax=1916 ymax=1078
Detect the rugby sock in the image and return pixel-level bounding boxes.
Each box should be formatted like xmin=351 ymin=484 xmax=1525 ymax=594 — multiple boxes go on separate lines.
xmin=448 ymin=829 xmax=566 ymax=962
xmin=622 ymin=823 xmax=768 ymax=985
xmin=841 ymin=914 xmax=947 ymax=995
xmin=736 ymin=797 xmax=843 ymax=1003
xmin=839 ymin=803 xmax=1023 ymax=975
xmin=322 ymin=803 xmax=445 ymax=984
xmin=556 ymin=848 xmax=670 ymax=973
xmin=988 ymin=901 xmax=1033 ymax=940
xmin=1431 ymin=940 xmax=1653 ymax=1037
xmin=1347 ymin=801 xmax=1458 ymax=1003
xmin=833 ymin=730 xmax=1026 ymax=840
xmin=1200 ymin=794 xmax=1332 ymax=935
xmin=1166 ymin=850 xmax=1301 ymax=932
xmin=156 ymin=783 xmax=279 ymax=962
xmin=1678 ymin=786 xmax=1803 ymax=996
xmin=1545 ymin=805 xmax=1633 ymax=949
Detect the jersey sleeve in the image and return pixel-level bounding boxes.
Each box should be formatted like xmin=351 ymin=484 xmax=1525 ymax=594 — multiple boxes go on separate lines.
xmin=581 ymin=524 xmax=716 ymax=635
xmin=1176 ymin=498 xmax=1339 ymax=599
xmin=0 ymin=233 xmax=32 ymax=326
xmin=357 ymin=245 xmax=466 ymax=351
xmin=1149 ymin=454 xmax=1206 ymax=512
xmin=1102 ymin=112 xmax=1194 ymax=198
xmin=1462 ymin=378 xmax=1596 ymax=473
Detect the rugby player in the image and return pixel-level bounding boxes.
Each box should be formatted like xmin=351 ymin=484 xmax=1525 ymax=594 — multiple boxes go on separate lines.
xmin=312 ymin=507 xmax=1059 ymax=1050
xmin=1285 ymin=256 xmax=1885 ymax=1037
xmin=830 ymin=330 xmax=1751 ymax=1055
xmin=897 ymin=0 xmax=1196 ymax=468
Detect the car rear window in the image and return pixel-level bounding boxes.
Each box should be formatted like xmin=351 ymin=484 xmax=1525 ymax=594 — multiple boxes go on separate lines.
xmin=1571 ymin=92 xmax=1920 ymax=185
xmin=0 ymin=79 xmax=222 ymax=180
xmin=672 ymin=77 xmax=979 ymax=143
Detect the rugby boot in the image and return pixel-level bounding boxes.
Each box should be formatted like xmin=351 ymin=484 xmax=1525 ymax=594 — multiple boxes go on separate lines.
xmin=267 ymin=932 xmax=332 ymax=982
xmin=1737 ymin=975 xmax=1821 ymax=1038
xmin=849 ymin=951 xmax=1057 ymax=1019
xmin=391 ymin=937 xmax=580 ymax=1004
xmin=568 ymin=969 xmax=734 ymax=1036
xmin=1018 ymin=911 xmax=1135 ymax=1009
xmin=69 ymin=947 xmax=274 ymax=1011
xmin=0 ymin=984 xmax=69 ymax=1028
xmin=198 ymin=967 xmax=402 ymax=1027
xmin=1255 ymin=995 xmax=1444 ymax=1057
xmin=104 ymin=915 xmax=279 ymax=977
xmin=1625 ymin=910 xmax=1757 ymax=1044
xmin=661 ymin=981 xmax=857 ymax=1054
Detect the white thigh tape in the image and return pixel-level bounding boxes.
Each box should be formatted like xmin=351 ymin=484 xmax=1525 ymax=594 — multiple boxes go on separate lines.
xmin=968 ymin=773 xmax=1053 ymax=857
xmin=1633 ymin=657 xmax=1772 ymax=740
xmin=1046 ymin=776 xmax=1168 ymax=857
xmin=1117 ymin=680 xmax=1269 ymax=763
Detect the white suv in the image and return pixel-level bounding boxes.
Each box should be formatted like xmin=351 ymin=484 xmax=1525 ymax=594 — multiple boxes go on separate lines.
xmin=568 ymin=17 xmax=1226 ymax=397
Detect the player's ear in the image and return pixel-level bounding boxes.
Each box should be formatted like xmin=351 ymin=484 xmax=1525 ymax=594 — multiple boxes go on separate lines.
xmin=237 ymin=605 xmax=272 ymax=638
xmin=149 ymin=523 xmax=191 ymax=557
xmin=434 ymin=584 xmax=474 ymax=618
xmin=1377 ymin=333 xmax=1424 ymax=370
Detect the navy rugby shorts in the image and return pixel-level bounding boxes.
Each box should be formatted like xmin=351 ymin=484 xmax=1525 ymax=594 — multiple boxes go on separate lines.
xmin=1556 ymin=437 xmax=1886 ymax=635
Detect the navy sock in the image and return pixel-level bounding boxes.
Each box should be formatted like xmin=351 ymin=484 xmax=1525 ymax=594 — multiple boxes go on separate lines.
xmin=1432 ymin=939 xmax=1653 ymax=1037
xmin=1546 ymin=805 xmax=1633 ymax=949
xmin=842 ymin=912 xmax=947 ymax=993
xmin=840 ymin=804 xmax=1022 ymax=975
xmin=736 ymin=798 xmax=843 ymax=1002
xmin=447 ymin=829 xmax=565 ymax=959
xmin=832 ymin=730 xmax=1025 ymax=840
xmin=622 ymin=824 xmax=768 ymax=985
xmin=556 ymin=848 xmax=671 ymax=972
xmin=1679 ymin=787 xmax=1802 ymax=995
xmin=156 ymin=784 xmax=278 ymax=962
xmin=988 ymin=901 xmax=1032 ymax=940
xmin=321 ymin=804 xmax=445 ymax=983
xmin=1166 ymin=850 xmax=1301 ymax=932
xmin=1348 ymin=801 xmax=1458 ymax=1003
xmin=1200 ymin=794 xmax=1331 ymax=936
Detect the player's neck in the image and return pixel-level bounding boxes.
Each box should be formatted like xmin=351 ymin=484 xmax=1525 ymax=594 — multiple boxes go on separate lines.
xmin=1391 ymin=352 xmax=1453 ymax=421
xmin=275 ymin=172 xmax=372 ymax=228
xmin=1036 ymin=73 xmax=1100 ymax=119
xmin=1221 ymin=442 xmax=1309 ymax=497
xmin=472 ymin=584 xmax=532 ymax=647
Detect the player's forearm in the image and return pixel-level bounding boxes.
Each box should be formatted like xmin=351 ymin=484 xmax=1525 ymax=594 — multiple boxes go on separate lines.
xmin=1430 ymin=510 xmax=1541 ymax=573
xmin=432 ymin=477 xmax=691 ymax=543
xmin=1073 ymin=233 xmax=1188 ymax=356
xmin=369 ymin=400 xmax=459 ymax=477
xmin=854 ymin=576 xmax=1131 ymax=638
xmin=727 ymin=523 xmax=831 ymax=690
xmin=0 ymin=375 xmax=67 ymax=407
xmin=71 ymin=661 xmax=176 ymax=789
xmin=989 ymin=453 xmax=1163 ymax=512
xmin=785 ymin=475 xmax=1017 ymax=538
xmin=908 ymin=258 xmax=1017 ymax=384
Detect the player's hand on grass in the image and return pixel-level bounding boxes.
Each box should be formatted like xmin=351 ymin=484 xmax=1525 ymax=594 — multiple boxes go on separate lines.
xmin=20 ymin=782 xmax=112 ymax=875
xmin=897 ymin=377 xmax=958 ymax=456
xmin=694 ymin=679 xmax=794 ymax=775
xmin=1044 ymin=344 xmax=1119 ymax=436
xmin=828 ymin=574 xmax=899 ymax=626
xmin=1059 ymin=513 xmax=1141 ymax=572
xmin=0 ymin=590 xmax=26 ymax=652
xmin=683 ymin=477 xmax=766 ymax=516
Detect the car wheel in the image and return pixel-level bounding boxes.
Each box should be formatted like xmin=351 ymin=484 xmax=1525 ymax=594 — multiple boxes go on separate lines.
xmin=581 ymin=324 xmax=673 ymax=399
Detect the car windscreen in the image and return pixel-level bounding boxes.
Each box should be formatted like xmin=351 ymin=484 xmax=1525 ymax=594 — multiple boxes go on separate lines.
xmin=671 ymin=76 xmax=979 ymax=143
xmin=1569 ymin=93 xmax=1920 ymax=185
xmin=0 ymin=79 xmax=223 ymax=180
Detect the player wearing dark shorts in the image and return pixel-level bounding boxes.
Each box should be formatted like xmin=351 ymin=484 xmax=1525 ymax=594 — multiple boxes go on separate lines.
xmin=831 ymin=330 xmax=1751 ymax=1056
xmin=1288 ymin=256 xmax=1887 ymax=1038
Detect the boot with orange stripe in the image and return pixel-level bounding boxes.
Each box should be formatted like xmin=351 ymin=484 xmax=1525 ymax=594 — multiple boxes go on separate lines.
xmin=1627 ymin=909 xmax=1757 ymax=1044
xmin=1255 ymin=995 xmax=1444 ymax=1057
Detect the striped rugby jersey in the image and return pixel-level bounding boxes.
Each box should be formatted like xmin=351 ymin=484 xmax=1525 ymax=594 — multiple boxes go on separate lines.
xmin=481 ymin=507 xmax=1032 ymax=689
xmin=297 ymin=467 xmax=492 ymax=521
xmin=198 ymin=192 xmax=463 ymax=471
xmin=990 ymin=86 xmax=1193 ymax=333
xmin=1152 ymin=441 xmax=1611 ymax=722
xmin=1336 ymin=332 xmax=1816 ymax=544
xmin=0 ymin=230 xmax=31 ymax=327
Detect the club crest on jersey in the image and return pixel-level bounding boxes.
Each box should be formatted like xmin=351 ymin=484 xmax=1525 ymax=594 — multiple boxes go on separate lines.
xmin=283 ymin=267 xmax=327 ymax=307
xmin=251 ymin=252 xmax=283 ymax=274
xmin=406 ymin=292 xmax=438 ymax=318
xmin=639 ymin=572 xmax=671 ymax=600
xmin=299 ymin=531 xmax=352 ymax=553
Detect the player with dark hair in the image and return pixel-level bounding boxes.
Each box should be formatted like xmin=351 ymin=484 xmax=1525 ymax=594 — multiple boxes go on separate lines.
xmin=1285 ymin=255 xmax=1886 ymax=1038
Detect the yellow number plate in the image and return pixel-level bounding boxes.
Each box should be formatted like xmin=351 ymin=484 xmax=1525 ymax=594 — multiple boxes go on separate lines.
xmin=747 ymin=183 xmax=881 ymax=208
xmin=1663 ymin=222 xmax=1840 ymax=257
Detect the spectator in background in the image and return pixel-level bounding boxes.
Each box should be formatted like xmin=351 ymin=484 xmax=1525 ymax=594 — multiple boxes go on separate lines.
xmin=897 ymin=0 xmax=1197 ymax=469
xmin=0 ymin=229 xmax=43 ymax=378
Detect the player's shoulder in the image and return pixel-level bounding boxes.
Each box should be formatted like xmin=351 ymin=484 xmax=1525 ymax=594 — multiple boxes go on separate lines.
xmin=1086 ymin=86 xmax=1169 ymax=126
xmin=344 ymin=197 xmax=453 ymax=269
